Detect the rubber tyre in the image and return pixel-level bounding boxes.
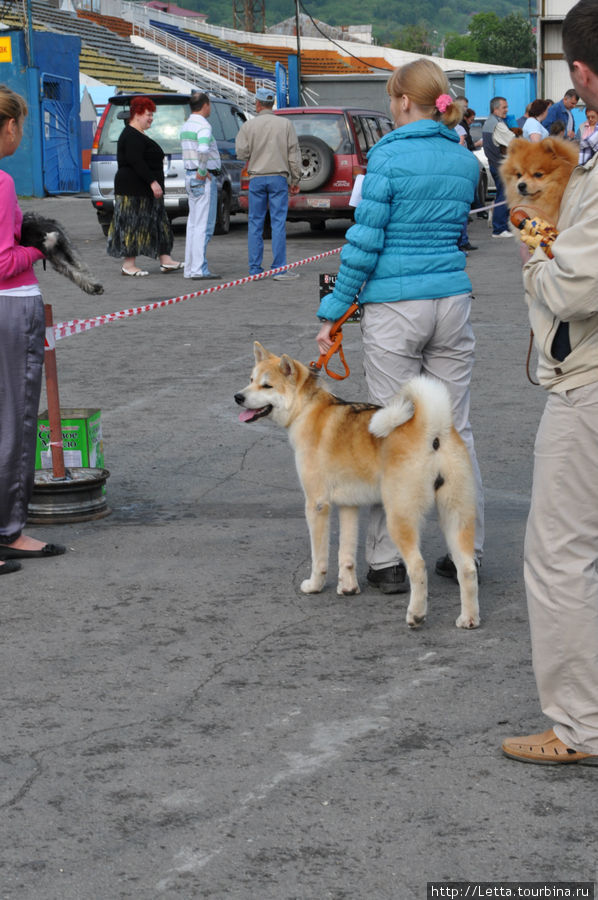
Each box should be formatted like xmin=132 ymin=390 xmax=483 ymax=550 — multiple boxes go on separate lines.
xmin=214 ymin=186 xmax=231 ymax=235
xmin=97 ymin=212 xmax=112 ymax=237
xmin=477 ymin=169 xmax=488 ymax=208
xmin=297 ymin=135 xmax=334 ymax=192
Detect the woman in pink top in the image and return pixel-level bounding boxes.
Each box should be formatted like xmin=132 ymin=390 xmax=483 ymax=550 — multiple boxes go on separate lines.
xmin=0 ymin=84 xmax=66 ymax=573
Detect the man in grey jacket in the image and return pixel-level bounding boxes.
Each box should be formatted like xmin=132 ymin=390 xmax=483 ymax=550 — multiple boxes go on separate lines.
xmin=482 ymin=96 xmax=514 ymax=238
xmin=235 ymin=87 xmax=301 ymax=281
xmin=502 ymin=0 xmax=598 ymax=766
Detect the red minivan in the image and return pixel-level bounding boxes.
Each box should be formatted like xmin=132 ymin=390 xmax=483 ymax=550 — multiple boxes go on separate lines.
xmin=239 ymin=106 xmax=393 ymax=230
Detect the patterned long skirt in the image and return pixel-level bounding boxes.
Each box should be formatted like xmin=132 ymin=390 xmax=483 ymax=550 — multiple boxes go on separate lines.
xmin=107 ymin=194 xmax=173 ymax=259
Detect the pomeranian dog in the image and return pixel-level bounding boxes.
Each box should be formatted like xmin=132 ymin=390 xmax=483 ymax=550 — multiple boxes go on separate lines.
xmin=20 ymin=212 xmax=104 ymax=295
xmin=501 ymin=137 xmax=578 ymax=226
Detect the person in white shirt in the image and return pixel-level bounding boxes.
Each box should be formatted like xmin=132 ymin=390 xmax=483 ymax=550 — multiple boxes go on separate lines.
xmin=522 ymin=99 xmax=551 ymax=142
xmin=180 ymin=92 xmax=222 ymax=280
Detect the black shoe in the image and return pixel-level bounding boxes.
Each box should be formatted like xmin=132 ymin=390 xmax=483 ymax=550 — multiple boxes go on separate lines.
xmin=459 ymin=243 xmax=478 ymax=251
xmin=468 ymin=215 xmax=473 ymax=224
xmin=366 ymin=563 xmax=409 ymax=594
xmin=476 ymin=211 xmax=489 ymax=219
xmin=435 ymin=554 xmax=481 ymax=583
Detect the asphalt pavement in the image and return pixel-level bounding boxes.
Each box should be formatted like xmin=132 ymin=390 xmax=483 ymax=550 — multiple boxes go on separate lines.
xmin=1 ymin=197 xmax=595 ymax=900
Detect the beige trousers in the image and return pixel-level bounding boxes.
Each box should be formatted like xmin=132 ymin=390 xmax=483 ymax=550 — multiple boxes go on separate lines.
xmin=525 ymin=383 xmax=598 ymax=753
xmin=361 ymin=295 xmax=484 ymax=569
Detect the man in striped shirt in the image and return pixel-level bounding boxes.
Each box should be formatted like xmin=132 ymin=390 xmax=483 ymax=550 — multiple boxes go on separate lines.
xmin=180 ymin=92 xmax=222 ymax=279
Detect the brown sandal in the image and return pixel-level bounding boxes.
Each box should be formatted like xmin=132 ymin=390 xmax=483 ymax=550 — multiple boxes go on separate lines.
xmin=502 ymin=728 xmax=598 ymax=765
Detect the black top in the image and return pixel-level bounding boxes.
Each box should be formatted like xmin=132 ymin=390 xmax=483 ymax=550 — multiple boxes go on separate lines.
xmin=459 ymin=118 xmax=475 ymax=153
xmin=114 ymin=125 xmax=165 ymax=197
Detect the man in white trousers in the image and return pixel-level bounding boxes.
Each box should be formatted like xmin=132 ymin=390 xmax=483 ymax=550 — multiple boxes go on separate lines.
xmin=502 ymin=0 xmax=598 ymax=766
xmin=180 ymin=92 xmax=222 ymax=280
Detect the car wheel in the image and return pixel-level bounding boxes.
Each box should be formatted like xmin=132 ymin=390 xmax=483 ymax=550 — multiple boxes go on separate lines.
xmin=477 ymin=170 xmax=488 ymax=208
xmin=309 ymin=220 xmax=326 ymax=231
xmin=97 ymin=212 xmax=112 ymax=237
xmin=214 ymin=187 xmax=231 ymax=235
xmin=297 ymin=135 xmax=334 ymax=192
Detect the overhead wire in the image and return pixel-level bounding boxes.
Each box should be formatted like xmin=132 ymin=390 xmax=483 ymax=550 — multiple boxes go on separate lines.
xmin=297 ymin=0 xmax=396 ymax=73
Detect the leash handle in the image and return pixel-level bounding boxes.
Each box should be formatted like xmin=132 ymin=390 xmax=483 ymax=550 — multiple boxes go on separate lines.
xmin=310 ymin=301 xmax=359 ymax=381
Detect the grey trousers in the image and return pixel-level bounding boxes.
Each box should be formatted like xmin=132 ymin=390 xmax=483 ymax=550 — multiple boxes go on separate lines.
xmin=0 ymin=293 xmax=45 ymax=543
xmin=361 ymin=295 xmax=484 ymax=568
xmin=525 ymin=383 xmax=598 ymax=753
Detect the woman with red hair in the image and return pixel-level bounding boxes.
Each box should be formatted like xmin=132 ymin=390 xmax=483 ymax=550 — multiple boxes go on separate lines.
xmin=107 ymin=96 xmax=181 ymax=276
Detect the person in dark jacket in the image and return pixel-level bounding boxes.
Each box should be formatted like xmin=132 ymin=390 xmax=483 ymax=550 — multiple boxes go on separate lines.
xmin=315 ymin=59 xmax=484 ymax=594
xmin=542 ymin=88 xmax=580 ymax=139
xmin=107 ymin=96 xmax=181 ymax=276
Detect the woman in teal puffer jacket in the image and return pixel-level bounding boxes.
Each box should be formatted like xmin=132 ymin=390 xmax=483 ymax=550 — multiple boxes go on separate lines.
xmin=316 ymin=58 xmax=484 ymax=595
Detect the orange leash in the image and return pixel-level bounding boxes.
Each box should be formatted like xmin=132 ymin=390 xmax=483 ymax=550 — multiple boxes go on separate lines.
xmin=310 ymin=301 xmax=359 ymax=381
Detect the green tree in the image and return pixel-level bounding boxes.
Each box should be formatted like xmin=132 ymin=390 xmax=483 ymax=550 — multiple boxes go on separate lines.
xmin=444 ymin=31 xmax=479 ymax=61
xmin=468 ymin=11 xmax=536 ymax=67
xmin=392 ymin=23 xmax=434 ymax=54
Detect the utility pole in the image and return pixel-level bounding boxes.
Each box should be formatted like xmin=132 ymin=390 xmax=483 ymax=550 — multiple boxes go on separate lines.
xmin=232 ymin=0 xmax=265 ymax=32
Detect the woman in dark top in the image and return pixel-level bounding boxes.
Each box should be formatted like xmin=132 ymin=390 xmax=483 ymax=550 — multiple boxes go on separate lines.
xmin=107 ymin=96 xmax=181 ymax=276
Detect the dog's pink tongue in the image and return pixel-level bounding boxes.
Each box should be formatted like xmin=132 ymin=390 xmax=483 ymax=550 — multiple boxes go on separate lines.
xmin=238 ymin=409 xmax=255 ymax=422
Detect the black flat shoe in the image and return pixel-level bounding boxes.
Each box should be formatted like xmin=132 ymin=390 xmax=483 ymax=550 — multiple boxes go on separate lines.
xmin=0 ymin=542 xmax=66 ymax=559
xmin=0 ymin=559 xmax=22 ymax=574
xmin=366 ymin=563 xmax=409 ymax=594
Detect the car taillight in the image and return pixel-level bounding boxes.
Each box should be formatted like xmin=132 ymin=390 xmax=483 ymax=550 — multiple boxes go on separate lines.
xmin=91 ymin=104 xmax=111 ymax=155
xmin=240 ymin=165 xmax=249 ymax=190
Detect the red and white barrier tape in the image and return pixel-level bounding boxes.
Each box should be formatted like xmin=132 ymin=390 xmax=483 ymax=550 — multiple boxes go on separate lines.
xmin=52 ymin=248 xmax=342 ymax=342
xmin=52 ymin=203 xmax=504 ymax=342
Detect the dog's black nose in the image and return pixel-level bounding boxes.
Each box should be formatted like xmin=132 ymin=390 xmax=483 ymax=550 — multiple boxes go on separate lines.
xmin=518 ymin=181 xmax=528 ymax=194
xmin=234 ymin=393 xmax=245 ymax=406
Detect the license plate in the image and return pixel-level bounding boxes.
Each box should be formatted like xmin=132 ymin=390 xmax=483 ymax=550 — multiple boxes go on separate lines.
xmin=306 ymin=198 xmax=330 ymax=208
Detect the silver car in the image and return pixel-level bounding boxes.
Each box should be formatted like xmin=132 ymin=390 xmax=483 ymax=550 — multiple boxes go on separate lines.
xmin=89 ymin=93 xmax=247 ymax=235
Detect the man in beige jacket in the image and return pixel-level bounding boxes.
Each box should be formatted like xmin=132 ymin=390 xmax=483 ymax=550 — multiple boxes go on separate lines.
xmin=502 ymin=0 xmax=598 ymax=766
xmin=235 ymin=87 xmax=301 ymax=281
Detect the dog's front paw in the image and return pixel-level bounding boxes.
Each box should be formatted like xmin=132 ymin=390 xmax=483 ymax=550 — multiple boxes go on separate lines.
xmin=337 ymin=581 xmax=360 ymax=596
xmin=406 ymin=611 xmax=426 ymax=628
xmin=456 ymin=612 xmax=480 ymax=629
xmin=300 ymin=574 xmax=326 ymax=593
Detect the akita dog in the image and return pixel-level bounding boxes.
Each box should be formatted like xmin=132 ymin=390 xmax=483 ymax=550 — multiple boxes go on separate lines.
xmin=235 ymin=343 xmax=479 ymax=629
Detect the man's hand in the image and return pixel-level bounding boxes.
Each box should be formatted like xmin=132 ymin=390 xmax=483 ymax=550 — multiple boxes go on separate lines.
xmin=290 ymin=184 xmax=300 ymax=195
xmin=316 ymin=322 xmax=334 ymax=354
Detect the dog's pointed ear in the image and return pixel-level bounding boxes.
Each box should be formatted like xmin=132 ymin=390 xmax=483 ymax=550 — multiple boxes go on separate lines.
xmin=279 ymin=354 xmax=299 ymax=382
xmin=254 ymin=341 xmax=274 ymax=363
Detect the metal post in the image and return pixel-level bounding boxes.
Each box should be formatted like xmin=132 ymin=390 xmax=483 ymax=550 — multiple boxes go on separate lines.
xmin=294 ymin=0 xmax=302 ymax=100
xmin=44 ymin=304 xmax=66 ymax=480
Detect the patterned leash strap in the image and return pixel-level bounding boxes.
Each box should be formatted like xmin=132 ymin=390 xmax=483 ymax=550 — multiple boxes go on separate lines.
xmin=510 ymin=208 xmax=558 ymax=259
xmin=310 ymin=301 xmax=360 ymax=381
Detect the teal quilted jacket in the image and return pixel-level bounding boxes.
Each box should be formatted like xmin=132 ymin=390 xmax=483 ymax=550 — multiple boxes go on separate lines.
xmin=317 ymin=119 xmax=479 ymax=322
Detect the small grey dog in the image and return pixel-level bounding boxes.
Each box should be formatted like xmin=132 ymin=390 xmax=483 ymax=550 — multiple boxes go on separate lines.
xmin=20 ymin=212 xmax=104 ymax=295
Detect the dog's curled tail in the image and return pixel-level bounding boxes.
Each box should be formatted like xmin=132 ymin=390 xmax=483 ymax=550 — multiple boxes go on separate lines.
xmin=368 ymin=375 xmax=452 ymax=439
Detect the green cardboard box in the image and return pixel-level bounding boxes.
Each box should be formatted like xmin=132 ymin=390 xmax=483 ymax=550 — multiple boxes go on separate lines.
xmin=36 ymin=408 xmax=104 ymax=470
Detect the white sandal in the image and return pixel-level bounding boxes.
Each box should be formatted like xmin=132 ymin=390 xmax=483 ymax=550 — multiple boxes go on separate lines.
xmin=122 ymin=267 xmax=149 ymax=277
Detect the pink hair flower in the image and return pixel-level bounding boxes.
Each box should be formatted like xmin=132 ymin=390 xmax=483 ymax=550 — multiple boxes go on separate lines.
xmin=435 ymin=94 xmax=453 ymax=114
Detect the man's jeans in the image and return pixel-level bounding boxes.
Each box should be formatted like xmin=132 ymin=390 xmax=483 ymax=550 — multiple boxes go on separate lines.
xmin=489 ymin=165 xmax=509 ymax=235
xmin=247 ymin=175 xmax=289 ymax=275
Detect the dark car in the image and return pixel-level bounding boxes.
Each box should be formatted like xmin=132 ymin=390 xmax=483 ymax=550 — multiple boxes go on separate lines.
xmin=239 ymin=106 xmax=393 ymax=230
xmin=90 ymin=93 xmax=247 ymax=235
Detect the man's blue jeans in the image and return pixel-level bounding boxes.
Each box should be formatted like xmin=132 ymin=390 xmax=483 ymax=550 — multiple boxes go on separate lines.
xmin=201 ymin=177 xmax=218 ymax=275
xmin=490 ymin=165 xmax=509 ymax=235
xmin=248 ymin=175 xmax=289 ymax=275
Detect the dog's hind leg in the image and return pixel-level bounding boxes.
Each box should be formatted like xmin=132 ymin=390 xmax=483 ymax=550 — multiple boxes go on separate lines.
xmin=385 ymin=509 xmax=428 ymax=627
xmin=337 ymin=505 xmax=360 ymax=595
xmin=300 ymin=497 xmax=330 ymax=593
xmin=435 ymin=474 xmax=480 ymax=630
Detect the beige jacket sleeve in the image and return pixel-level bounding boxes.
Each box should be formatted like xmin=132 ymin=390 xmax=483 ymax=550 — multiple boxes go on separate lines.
xmin=286 ymin=121 xmax=302 ymax=186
